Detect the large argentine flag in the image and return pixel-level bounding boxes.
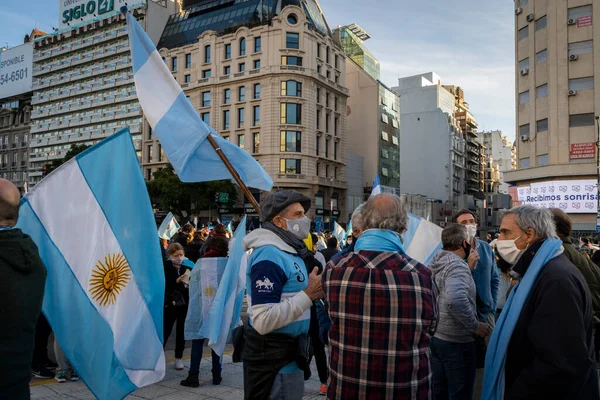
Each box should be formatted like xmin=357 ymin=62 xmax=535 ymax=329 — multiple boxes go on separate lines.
xmin=199 ymin=216 xmax=247 ymax=356
xmin=16 ymin=128 xmax=165 ymax=400
xmin=126 ymin=13 xmax=273 ymax=191
xmin=402 ymin=213 xmax=443 ymax=266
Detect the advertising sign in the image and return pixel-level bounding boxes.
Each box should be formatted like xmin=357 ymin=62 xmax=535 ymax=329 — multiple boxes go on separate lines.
xmin=570 ymin=143 xmax=596 ymax=160
xmin=0 ymin=43 xmax=33 ymax=99
xmin=578 ymin=15 xmax=593 ymax=27
xmin=59 ymin=0 xmax=146 ymax=30
xmin=516 ymin=180 xmax=598 ymax=214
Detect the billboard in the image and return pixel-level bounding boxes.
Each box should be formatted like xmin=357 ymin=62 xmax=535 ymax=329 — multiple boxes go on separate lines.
xmin=570 ymin=143 xmax=596 ymax=160
xmin=516 ymin=180 xmax=598 ymax=214
xmin=59 ymin=0 xmax=146 ymax=30
xmin=0 ymin=43 xmax=33 ymax=99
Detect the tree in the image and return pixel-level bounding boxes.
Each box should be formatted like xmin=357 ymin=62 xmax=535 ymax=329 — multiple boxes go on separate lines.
xmin=43 ymin=144 xmax=91 ymax=176
xmin=146 ymin=164 xmax=238 ymax=218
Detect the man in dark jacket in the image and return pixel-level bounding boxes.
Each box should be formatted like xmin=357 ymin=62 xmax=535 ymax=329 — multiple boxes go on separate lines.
xmin=0 ymin=179 xmax=47 ymax=399
xmin=319 ymin=237 xmax=340 ymax=263
xmin=497 ymin=205 xmax=598 ymax=399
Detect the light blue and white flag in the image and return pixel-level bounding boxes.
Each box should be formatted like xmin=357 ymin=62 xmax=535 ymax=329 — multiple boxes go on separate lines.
xmin=199 ymin=216 xmax=247 ymax=356
xmin=402 ymin=213 xmax=443 ymax=265
xmin=126 ymin=13 xmax=273 ymax=191
xmin=371 ymin=174 xmax=381 ymax=196
xmin=16 ymin=128 xmax=165 ymax=400
xmin=346 ymin=220 xmax=353 ymax=238
xmin=158 ymin=212 xmax=180 ymax=240
xmin=333 ymin=221 xmax=346 ymax=247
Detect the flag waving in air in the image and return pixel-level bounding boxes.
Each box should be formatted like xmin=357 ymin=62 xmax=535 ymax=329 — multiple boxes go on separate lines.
xmin=402 ymin=213 xmax=443 ymax=265
xmin=126 ymin=12 xmax=273 ymax=191
xmin=158 ymin=212 xmax=180 ymax=240
xmin=371 ymin=174 xmax=381 ymax=196
xmin=16 ymin=128 xmax=165 ymax=400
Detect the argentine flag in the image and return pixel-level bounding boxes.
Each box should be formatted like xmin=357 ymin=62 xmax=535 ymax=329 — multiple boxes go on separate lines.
xmin=402 ymin=213 xmax=443 ymax=266
xmin=16 ymin=128 xmax=165 ymax=400
xmin=158 ymin=212 xmax=180 ymax=240
xmin=371 ymin=174 xmax=381 ymax=196
xmin=126 ymin=12 xmax=273 ymax=191
xmin=333 ymin=221 xmax=347 ymax=247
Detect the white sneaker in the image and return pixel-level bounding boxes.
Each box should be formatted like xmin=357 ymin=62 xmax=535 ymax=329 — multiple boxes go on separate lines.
xmin=174 ymin=359 xmax=184 ymax=370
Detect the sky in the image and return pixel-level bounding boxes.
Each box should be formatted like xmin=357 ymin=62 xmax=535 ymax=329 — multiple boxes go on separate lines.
xmin=0 ymin=0 xmax=516 ymax=140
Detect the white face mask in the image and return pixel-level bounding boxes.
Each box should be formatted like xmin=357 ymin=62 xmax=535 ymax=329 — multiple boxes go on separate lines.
xmin=496 ymin=234 xmax=526 ymax=265
xmin=466 ymin=225 xmax=478 ymax=240
xmin=171 ymin=256 xmax=184 ymax=265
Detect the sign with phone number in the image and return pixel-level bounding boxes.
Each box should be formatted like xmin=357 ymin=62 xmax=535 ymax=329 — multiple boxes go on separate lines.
xmin=0 ymin=43 xmax=33 ymax=98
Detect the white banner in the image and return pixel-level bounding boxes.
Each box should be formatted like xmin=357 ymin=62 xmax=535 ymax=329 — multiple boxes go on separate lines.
xmin=0 ymin=43 xmax=33 ymax=98
xmin=59 ymin=0 xmax=146 ymax=30
xmin=517 ymin=179 xmax=598 ymax=213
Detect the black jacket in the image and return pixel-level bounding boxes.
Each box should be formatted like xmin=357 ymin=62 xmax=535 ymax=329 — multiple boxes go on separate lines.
xmin=319 ymin=247 xmax=340 ymax=263
xmin=163 ymin=260 xmax=192 ymax=307
xmin=505 ymin=239 xmax=599 ymax=400
xmin=0 ymin=229 xmax=47 ymax=399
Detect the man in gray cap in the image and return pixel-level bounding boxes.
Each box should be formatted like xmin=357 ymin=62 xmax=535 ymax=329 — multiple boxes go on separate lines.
xmin=241 ymin=190 xmax=324 ymax=400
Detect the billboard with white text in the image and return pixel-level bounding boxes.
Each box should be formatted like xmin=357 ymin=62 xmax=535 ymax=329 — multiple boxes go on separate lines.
xmin=516 ymin=180 xmax=598 ymax=213
xmin=59 ymin=0 xmax=146 ymax=30
xmin=0 ymin=43 xmax=33 ymax=99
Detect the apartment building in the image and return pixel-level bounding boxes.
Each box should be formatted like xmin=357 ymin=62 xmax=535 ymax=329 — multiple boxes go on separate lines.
xmin=480 ymin=130 xmax=517 ymax=194
xmin=0 ymin=97 xmax=32 ymax=192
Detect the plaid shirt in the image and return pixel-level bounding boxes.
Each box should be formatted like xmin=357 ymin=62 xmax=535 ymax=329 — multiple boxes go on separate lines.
xmin=322 ymin=250 xmax=438 ymax=400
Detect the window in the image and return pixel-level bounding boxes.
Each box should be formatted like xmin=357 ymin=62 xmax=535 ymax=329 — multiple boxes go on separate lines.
xmin=281 ymin=56 xmax=303 ymax=66
xmin=334 ymin=141 xmax=338 ymax=160
xmin=381 ymin=131 xmax=389 ymax=141
xmin=568 ymin=5 xmax=592 ymax=20
xmin=185 ymin=53 xmax=192 ymax=69
xmin=224 ymin=89 xmax=231 ymax=104
xmin=325 ymin=113 xmax=329 ymax=132
xmin=280 ymin=159 xmax=301 ymax=174
xmin=569 ymin=77 xmax=594 ymax=91
xmin=237 ymin=108 xmax=245 ymax=128
xmin=239 ymin=86 xmax=246 ymax=102
xmin=334 ymin=117 xmax=339 ymax=135
xmin=225 ymin=44 xmax=231 ymax=60
xmin=238 ymin=134 xmax=245 ymax=149
xmin=171 ymin=57 xmax=178 ymax=72
xmin=569 ymin=113 xmax=595 ymax=127
xmin=184 ymin=74 xmax=191 ymax=83
xmin=253 ymin=105 xmax=260 ymax=126
xmin=223 ymin=110 xmax=230 ymax=130
xmin=392 ymin=118 xmax=399 ymax=129
xmin=287 ymin=14 xmax=298 ymax=25
xmin=286 ymin=32 xmax=299 ymax=49
xmin=239 ymin=63 xmax=245 ymax=72
xmin=253 ymin=59 xmax=260 ymax=69
xmin=254 ymin=37 xmax=261 ymax=53
xmin=535 ymin=15 xmax=547 ymax=31
xmin=201 ymin=112 xmax=210 ymax=124
xmin=281 ymin=80 xmax=302 ymax=96
xmin=325 ymin=137 xmax=330 ymax=157
xmin=202 ymin=69 xmax=211 ymax=78
xmin=204 ymin=45 xmax=211 ymax=63
xmin=253 ymin=83 xmax=261 ymax=99
xmin=281 ymin=103 xmax=302 ymax=124
xmin=316 ymin=88 xmax=321 ymax=103
xmin=317 ymin=43 xmax=321 ymax=58
xmin=519 ymin=124 xmax=530 ymax=139
xmin=316 ymin=135 xmax=320 ymax=155
xmin=518 ymin=26 xmax=529 ymax=41
xmin=381 ymin=167 xmax=389 ymax=177
xmin=381 ymin=149 xmax=389 ymax=159
xmin=326 ymin=46 xmax=330 ymax=63
xmin=520 ymin=0 xmax=528 ymax=7
xmin=253 ymin=133 xmax=260 ymax=153
xmin=536 ymin=49 xmax=547 ymax=63
xmin=568 ymin=41 xmax=593 ymax=57
xmin=202 ymin=91 xmax=211 ymax=107
xmin=536 ymin=118 xmax=548 ymax=132
xmin=334 ymin=55 xmax=339 ymax=69
xmin=158 ymin=144 xmax=163 ymax=162
xmin=326 ymin=71 xmax=331 ymax=79
xmin=520 ymin=157 xmax=530 ymax=168
xmin=239 ymin=38 xmax=246 ymax=56
xmin=280 ymin=131 xmax=301 ymax=152
xmin=224 ymin=65 xmax=231 ymax=75
xmin=147 ymin=145 xmax=153 ymax=163
xmin=519 ymin=91 xmax=530 ymax=104
xmin=148 ymin=126 xmax=153 ymax=140
xmin=536 ymin=84 xmax=548 ymax=98
xmin=392 ymin=136 xmax=399 ymax=145
xmin=519 ymin=58 xmax=529 ymax=70
xmin=381 ymin=114 xmax=389 ymax=123
xmin=316 ymin=110 xmax=321 ymax=130
xmin=537 ymin=154 xmax=549 ymax=166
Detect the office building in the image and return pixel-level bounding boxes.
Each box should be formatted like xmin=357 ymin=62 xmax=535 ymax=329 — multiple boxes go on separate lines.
xmin=505 ymin=0 xmax=598 ymax=231
xmin=0 ymin=96 xmax=32 ymax=192
xmin=152 ymin=0 xmax=349 ymax=225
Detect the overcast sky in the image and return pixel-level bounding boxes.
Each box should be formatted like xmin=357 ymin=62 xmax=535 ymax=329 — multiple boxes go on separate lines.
xmin=0 ymin=0 xmax=516 ymax=140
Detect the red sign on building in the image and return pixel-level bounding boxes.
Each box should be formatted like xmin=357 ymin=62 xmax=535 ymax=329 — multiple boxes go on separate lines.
xmin=570 ymin=142 xmax=596 ymax=159
xmin=578 ymin=16 xmax=593 ymax=27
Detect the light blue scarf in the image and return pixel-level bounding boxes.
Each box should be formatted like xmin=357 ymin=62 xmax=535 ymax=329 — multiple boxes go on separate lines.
xmin=481 ymin=238 xmax=563 ymax=400
xmin=354 ymin=229 xmax=405 ymax=253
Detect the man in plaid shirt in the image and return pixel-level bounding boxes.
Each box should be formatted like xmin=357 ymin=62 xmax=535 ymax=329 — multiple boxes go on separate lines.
xmin=322 ymin=194 xmax=438 ymax=399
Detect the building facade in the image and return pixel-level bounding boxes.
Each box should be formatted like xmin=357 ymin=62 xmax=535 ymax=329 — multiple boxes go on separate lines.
xmin=152 ymin=0 xmax=349 ymax=225
xmin=480 ymin=130 xmax=517 ymax=194
xmin=28 ymin=1 xmax=178 ymax=185
xmin=0 ymin=97 xmax=32 ymax=192
xmin=505 ymin=0 xmax=598 ymax=231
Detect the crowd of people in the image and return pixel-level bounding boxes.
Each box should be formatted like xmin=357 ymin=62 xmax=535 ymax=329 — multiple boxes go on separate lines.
xmin=2 ymin=174 xmax=600 ymax=399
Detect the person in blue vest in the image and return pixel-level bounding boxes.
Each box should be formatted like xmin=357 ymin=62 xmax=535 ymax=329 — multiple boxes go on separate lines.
xmin=241 ymin=190 xmax=324 ymax=400
xmin=453 ymin=210 xmax=499 ymax=330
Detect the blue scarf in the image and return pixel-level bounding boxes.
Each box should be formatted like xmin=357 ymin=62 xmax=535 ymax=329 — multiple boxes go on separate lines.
xmin=481 ymin=238 xmax=563 ymax=400
xmin=354 ymin=229 xmax=405 ymax=253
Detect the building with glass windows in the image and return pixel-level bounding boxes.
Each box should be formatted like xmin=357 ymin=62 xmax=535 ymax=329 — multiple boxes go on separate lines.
xmin=504 ymin=0 xmax=598 ymax=231
xmin=28 ymin=1 xmax=178 ymax=185
xmin=150 ymin=0 xmax=349 ymax=226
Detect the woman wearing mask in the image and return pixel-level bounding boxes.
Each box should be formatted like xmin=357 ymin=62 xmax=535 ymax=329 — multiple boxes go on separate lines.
xmin=163 ymin=243 xmax=192 ymax=370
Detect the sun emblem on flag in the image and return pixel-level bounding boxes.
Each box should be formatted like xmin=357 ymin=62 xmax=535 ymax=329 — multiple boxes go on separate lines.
xmin=89 ymin=253 xmax=131 ymax=307
xmin=203 ymin=286 xmax=216 ymax=298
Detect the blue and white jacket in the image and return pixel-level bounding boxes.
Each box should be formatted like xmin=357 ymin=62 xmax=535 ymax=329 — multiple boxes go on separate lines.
xmin=242 ymin=229 xmax=313 ymax=374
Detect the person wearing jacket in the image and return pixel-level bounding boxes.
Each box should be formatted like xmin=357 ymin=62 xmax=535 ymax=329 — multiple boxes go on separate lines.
xmin=241 ymin=191 xmax=323 ymax=400
xmin=0 ymin=179 xmax=47 ymax=399
xmin=429 ymin=224 xmax=490 ymax=400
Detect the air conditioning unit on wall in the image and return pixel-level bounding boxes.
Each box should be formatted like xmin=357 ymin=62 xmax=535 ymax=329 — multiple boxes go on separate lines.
xmin=526 ymin=13 xmax=535 ymax=22
xmin=568 ymin=18 xmax=576 ymax=25
xmin=520 ymin=135 xmax=529 ymax=142
xmin=569 ymin=54 xmax=579 ymax=61
xmin=520 ymin=68 xmax=529 ymax=76
xmin=515 ymin=7 xmax=523 ymax=15
xmin=568 ymin=90 xmax=577 ymax=96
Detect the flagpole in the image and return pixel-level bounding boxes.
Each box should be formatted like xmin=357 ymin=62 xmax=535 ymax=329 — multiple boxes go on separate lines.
xmin=206 ymin=135 xmax=261 ymax=215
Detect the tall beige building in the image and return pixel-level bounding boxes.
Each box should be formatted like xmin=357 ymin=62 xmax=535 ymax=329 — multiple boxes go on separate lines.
xmin=505 ymin=0 xmax=598 ymax=231
xmin=151 ymin=0 xmax=349 ymax=225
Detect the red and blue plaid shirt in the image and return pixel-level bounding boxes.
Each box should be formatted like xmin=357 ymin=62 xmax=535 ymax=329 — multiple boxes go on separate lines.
xmin=322 ymin=250 xmax=438 ymax=400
